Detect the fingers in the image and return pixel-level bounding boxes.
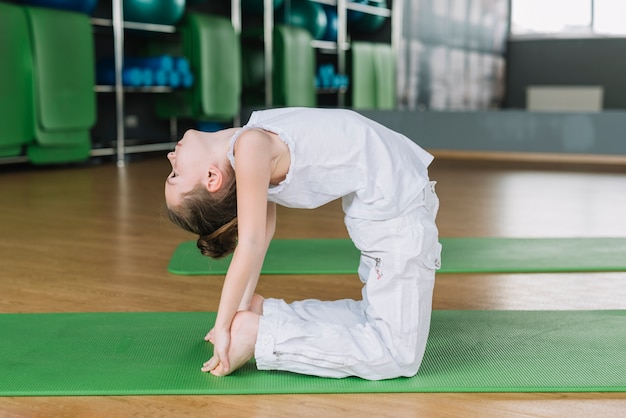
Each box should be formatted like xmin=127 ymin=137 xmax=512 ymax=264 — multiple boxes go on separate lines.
xmin=216 ymin=347 xmax=230 ymax=373
xmin=201 ymin=357 xmax=231 ymax=377
xmin=200 ymin=347 xmax=230 ymax=374
xmin=204 ymin=328 xmax=215 ymax=343
xmin=201 ymin=355 xmax=220 ymax=373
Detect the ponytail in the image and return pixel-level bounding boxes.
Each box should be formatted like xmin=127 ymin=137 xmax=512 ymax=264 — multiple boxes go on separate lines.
xmin=167 ymin=179 xmax=238 ymax=259
xmin=197 ymin=217 xmax=238 ymax=258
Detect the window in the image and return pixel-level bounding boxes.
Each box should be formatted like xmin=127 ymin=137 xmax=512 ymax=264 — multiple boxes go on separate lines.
xmin=511 ymin=0 xmax=626 ymax=36
xmin=594 ymin=0 xmax=626 ymax=35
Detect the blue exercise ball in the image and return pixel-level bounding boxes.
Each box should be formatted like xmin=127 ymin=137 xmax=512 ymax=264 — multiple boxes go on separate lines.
xmin=276 ymin=0 xmax=327 ymax=40
xmin=322 ymin=4 xmax=338 ymax=41
xmin=19 ymin=0 xmax=98 ymax=14
xmin=347 ymin=0 xmax=368 ymax=23
xmin=123 ymin=0 xmax=185 ymax=26
xmin=350 ymin=0 xmax=387 ymax=33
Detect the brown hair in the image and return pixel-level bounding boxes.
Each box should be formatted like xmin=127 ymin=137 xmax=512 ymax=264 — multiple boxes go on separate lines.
xmin=167 ymin=179 xmax=238 ymax=259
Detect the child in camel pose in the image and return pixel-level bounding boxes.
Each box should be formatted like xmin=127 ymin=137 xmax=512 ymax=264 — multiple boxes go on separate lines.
xmin=165 ymin=107 xmax=441 ymax=380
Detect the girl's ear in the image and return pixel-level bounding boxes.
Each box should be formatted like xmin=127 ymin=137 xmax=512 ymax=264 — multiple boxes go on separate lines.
xmin=206 ymin=166 xmax=223 ymax=193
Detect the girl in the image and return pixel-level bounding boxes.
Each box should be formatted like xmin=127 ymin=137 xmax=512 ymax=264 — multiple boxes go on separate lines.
xmin=165 ymin=107 xmax=441 ymax=380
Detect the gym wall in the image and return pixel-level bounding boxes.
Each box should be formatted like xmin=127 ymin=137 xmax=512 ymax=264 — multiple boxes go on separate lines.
xmin=506 ymin=37 xmax=626 ymax=110
xmin=396 ymin=0 xmax=509 ymax=111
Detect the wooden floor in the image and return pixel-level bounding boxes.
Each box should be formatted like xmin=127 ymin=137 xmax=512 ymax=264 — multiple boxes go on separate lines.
xmin=1 ymin=155 xmax=625 ymax=417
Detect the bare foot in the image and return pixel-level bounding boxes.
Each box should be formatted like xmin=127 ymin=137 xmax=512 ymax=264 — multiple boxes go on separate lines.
xmin=250 ymin=293 xmax=265 ymax=315
xmin=205 ymin=294 xmax=263 ymax=344
xmin=209 ymin=310 xmax=260 ymax=377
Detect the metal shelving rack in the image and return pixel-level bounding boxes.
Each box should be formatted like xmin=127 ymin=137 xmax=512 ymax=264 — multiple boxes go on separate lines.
xmin=0 ymin=0 xmax=398 ymax=165
xmin=94 ymin=0 xmax=243 ymax=167
xmin=259 ymin=0 xmax=398 ymax=108
xmin=91 ymin=4 xmax=179 ymax=168
xmin=0 ymin=6 xmax=181 ymax=166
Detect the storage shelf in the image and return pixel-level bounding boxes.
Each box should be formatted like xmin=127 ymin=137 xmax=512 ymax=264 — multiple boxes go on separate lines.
xmin=90 ymin=141 xmax=176 ymax=157
xmin=91 ymin=18 xmax=176 ymax=33
xmin=309 ymin=0 xmax=391 ymax=17
xmin=317 ymin=86 xmax=348 ymax=94
xmin=347 ymin=2 xmax=391 ymax=17
xmin=0 ymin=155 xmax=29 ymax=165
xmin=310 ymin=0 xmax=337 ymax=6
xmin=95 ymin=85 xmax=174 ymax=93
xmin=258 ymin=0 xmax=397 ymax=107
xmin=311 ymin=40 xmax=350 ymax=51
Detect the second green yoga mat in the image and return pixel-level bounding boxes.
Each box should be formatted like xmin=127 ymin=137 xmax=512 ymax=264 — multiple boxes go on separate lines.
xmin=1 ymin=310 xmax=625 ymax=396
xmin=168 ymin=237 xmax=626 ymax=275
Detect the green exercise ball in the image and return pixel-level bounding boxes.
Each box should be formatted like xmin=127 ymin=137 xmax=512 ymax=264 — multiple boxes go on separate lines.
xmin=242 ymin=0 xmax=284 ymax=15
xmin=123 ymin=0 xmax=185 ymax=26
xmin=276 ymin=0 xmax=327 ymax=40
xmin=350 ymin=0 xmax=387 ymax=33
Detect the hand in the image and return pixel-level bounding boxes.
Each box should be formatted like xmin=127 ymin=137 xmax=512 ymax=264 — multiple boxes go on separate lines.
xmin=201 ymin=327 xmax=231 ymax=375
xmin=204 ymin=327 xmax=215 ymax=344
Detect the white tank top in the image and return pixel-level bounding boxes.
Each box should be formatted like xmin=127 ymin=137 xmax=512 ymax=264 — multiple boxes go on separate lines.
xmin=228 ymin=107 xmax=433 ymax=221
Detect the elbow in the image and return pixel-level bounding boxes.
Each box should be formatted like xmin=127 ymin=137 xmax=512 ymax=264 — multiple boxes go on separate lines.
xmin=267 ymin=224 xmax=276 ymax=241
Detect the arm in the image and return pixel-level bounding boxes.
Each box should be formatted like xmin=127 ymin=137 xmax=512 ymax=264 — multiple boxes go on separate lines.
xmin=207 ymin=130 xmax=276 ymax=373
xmin=238 ymin=201 xmax=276 ymax=311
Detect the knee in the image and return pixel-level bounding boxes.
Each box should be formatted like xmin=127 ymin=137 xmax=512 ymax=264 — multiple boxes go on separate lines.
xmin=391 ymin=337 xmax=428 ymax=377
xmin=395 ymin=357 xmax=422 ymax=378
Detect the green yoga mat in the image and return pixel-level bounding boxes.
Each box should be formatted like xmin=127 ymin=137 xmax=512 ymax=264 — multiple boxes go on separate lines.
xmin=26 ymin=6 xmax=95 ymax=135
xmin=1 ymin=310 xmax=624 ymax=396
xmin=168 ymin=237 xmax=626 ymax=275
xmin=157 ymin=13 xmax=240 ymax=121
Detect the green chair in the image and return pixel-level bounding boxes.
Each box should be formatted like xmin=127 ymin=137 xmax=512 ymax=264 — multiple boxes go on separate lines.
xmin=273 ymin=24 xmax=316 ymax=107
xmin=157 ymin=13 xmax=241 ymax=122
xmin=25 ymin=6 xmax=95 ymax=163
xmin=0 ymin=3 xmax=34 ymax=158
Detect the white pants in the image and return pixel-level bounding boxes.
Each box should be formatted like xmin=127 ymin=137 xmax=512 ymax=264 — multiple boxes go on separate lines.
xmin=255 ymin=182 xmax=441 ymax=380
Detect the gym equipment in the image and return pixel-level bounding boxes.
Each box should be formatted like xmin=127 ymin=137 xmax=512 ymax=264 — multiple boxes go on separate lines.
xmin=27 ymin=140 xmax=92 ymax=164
xmin=97 ymin=67 xmax=149 ymax=87
xmin=168 ymin=237 xmax=626 ymax=275
xmin=316 ymin=64 xmax=348 ymax=89
xmin=97 ymin=55 xmax=193 ymax=88
xmin=24 ymin=5 xmax=95 ymax=163
xmin=124 ymin=55 xmax=174 ymax=71
xmin=123 ymin=0 xmax=185 ymax=26
xmin=351 ymin=42 xmax=376 ymax=109
xmin=275 ymin=0 xmax=327 ymax=40
xmin=0 ymin=3 xmax=34 ymax=158
xmin=156 ymin=13 xmax=240 ymax=121
xmin=347 ymin=0 xmax=368 ymax=22
xmin=197 ymin=121 xmax=226 ymax=132
xmin=1 ymin=310 xmax=624 ymax=395
xmin=322 ymin=4 xmax=338 ymax=41
xmin=174 ymin=56 xmax=190 ymax=73
xmin=18 ymin=0 xmax=98 ymax=15
xmin=351 ymin=42 xmax=394 ymax=109
xmin=273 ymin=24 xmax=316 ymax=107
xmin=26 ymin=6 xmax=95 ymax=133
xmin=349 ymin=0 xmax=387 ymax=33
xmin=373 ymin=43 xmax=395 ymax=109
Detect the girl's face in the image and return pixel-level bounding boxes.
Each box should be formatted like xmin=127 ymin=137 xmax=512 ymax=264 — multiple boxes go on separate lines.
xmin=165 ymin=129 xmax=213 ymax=207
